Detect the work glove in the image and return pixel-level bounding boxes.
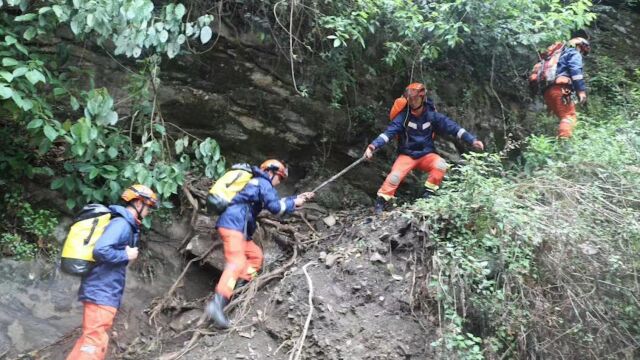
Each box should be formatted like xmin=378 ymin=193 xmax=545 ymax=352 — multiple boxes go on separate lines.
xmin=364 ymin=145 xmax=375 ymax=160
xmin=578 ymin=91 xmax=587 ymax=105
xmin=126 ymin=246 xmax=139 ymax=261
xmin=472 ymin=140 xmax=484 ymax=151
xmin=294 ymin=192 xmax=315 ymax=208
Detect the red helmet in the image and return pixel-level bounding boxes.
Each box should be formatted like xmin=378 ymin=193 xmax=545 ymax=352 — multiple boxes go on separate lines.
xmin=260 ymin=159 xmax=288 ymax=180
xmin=121 ymin=184 xmax=158 ymax=209
xmin=404 ymin=82 xmax=426 ymax=98
xmin=569 ymin=37 xmax=591 ymax=55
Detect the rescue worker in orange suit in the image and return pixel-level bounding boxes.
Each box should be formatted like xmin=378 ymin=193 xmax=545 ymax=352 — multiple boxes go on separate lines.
xmin=206 ymin=160 xmax=314 ymax=329
xmin=364 ymin=83 xmax=484 ymax=214
xmin=66 ymin=185 xmax=158 ymax=360
xmin=542 ymin=37 xmax=591 ymax=138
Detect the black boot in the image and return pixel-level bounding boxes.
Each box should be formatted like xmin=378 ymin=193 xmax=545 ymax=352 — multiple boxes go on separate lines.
xmin=234 ymin=279 xmax=249 ymax=290
xmin=421 ymin=188 xmax=435 ymax=200
xmin=205 ymin=292 xmax=230 ymax=329
xmin=374 ymin=196 xmax=387 ymax=214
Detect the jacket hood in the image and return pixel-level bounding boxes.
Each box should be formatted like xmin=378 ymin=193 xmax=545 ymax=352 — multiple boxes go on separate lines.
xmin=251 ymin=166 xmax=275 ymax=182
xmin=109 ymin=205 xmax=139 ymax=232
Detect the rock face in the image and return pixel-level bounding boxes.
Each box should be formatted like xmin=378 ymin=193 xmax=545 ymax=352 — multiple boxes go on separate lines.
xmin=0 ymin=260 xmax=81 ymax=356
xmin=157 ymin=39 xmax=345 ymax=165
xmin=0 ymin=233 xmax=184 ymax=359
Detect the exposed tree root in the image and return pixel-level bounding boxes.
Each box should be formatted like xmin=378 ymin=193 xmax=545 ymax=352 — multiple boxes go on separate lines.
xmin=178 ymin=184 xmax=200 ymax=251
xmin=147 ymin=242 xmax=217 ymax=327
xmin=158 ymin=221 xmax=301 ymax=360
xmin=288 ymin=261 xmax=316 ymax=360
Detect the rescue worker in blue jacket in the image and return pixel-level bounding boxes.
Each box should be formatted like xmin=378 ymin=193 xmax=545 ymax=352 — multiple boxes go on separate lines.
xmin=206 ymin=159 xmax=314 ymax=329
xmin=364 ymin=83 xmax=484 ymax=214
xmin=543 ymin=37 xmax=590 ymax=138
xmin=67 ymin=185 xmax=158 ymax=360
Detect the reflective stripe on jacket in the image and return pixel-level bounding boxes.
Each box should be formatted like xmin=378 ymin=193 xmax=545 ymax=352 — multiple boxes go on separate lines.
xmin=371 ymin=105 xmax=476 ymax=159
xmin=78 ymin=205 xmax=139 ymax=308
xmin=216 ymin=167 xmax=295 ymax=239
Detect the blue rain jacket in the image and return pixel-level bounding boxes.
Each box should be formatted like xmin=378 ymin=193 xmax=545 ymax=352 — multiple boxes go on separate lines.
xmin=556 ymin=47 xmax=586 ymax=93
xmin=77 ymin=205 xmax=139 ymax=308
xmin=370 ymin=105 xmax=477 ymax=159
xmin=216 ymin=166 xmax=296 ymax=239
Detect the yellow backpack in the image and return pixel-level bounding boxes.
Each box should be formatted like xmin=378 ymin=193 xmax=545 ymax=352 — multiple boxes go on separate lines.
xmin=207 ymin=163 xmax=254 ymax=215
xmin=60 ymin=204 xmax=112 ymax=276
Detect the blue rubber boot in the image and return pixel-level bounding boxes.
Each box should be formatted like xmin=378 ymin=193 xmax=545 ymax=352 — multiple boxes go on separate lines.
xmin=374 ymin=197 xmax=386 ymax=214
xmin=205 ymin=292 xmax=230 ymax=329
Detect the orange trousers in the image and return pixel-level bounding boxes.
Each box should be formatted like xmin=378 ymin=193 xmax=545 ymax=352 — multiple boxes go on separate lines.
xmin=215 ymin=227 xmax=263 ymax=299
xmin=66 ymin=302 xmax=117 ymax=360
xmin=377 ymin=153 xmax=448 ymax=200
xmin=544 ymin=84 xmax=577 ymax=138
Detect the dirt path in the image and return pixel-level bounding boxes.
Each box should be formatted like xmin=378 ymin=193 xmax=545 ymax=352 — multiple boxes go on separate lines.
xmin=156 ymin=209 xmax=438 ymax=359
xmin=12 ymin=207 xmax=438 ymax=360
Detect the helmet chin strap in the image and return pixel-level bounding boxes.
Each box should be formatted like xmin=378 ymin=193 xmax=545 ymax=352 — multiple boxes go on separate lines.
xmin=133 ymin=203 xmax=147 ymax=224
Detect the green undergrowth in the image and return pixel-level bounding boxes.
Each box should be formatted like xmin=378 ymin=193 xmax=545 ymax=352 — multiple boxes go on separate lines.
xmin=0 ymin=186 xmax=59 ymax=260
xmin=407 ymin=70 xmax=640 ymax=358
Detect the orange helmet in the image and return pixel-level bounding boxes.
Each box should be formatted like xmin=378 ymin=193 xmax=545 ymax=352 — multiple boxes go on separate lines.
xmin=568 ymin=37 xmax=591 ymax=55
xmin=121 ymin=185 xmax=158 ymax=209
xmin=260 ymin=159 xmax=288 ymax=180
xmin=404 ymin=82 xmax=426 ymax=98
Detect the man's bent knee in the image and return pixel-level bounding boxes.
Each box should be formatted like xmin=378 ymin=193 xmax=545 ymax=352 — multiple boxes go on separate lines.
xmin=387 ymin=172 xmax=402 ymax=185
xmin=435 ymin=159 xmax=448 ymax=171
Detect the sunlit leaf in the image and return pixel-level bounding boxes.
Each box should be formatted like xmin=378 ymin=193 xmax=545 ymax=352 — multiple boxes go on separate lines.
xmin=200 ymin=25 xmax=212 ymax=44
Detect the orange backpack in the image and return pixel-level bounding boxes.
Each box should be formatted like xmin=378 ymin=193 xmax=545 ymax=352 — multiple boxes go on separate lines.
xmin=389 ymin=96 xmax=437 ymax=121
xmin=529 ymin=42 xmax=565 ymax=92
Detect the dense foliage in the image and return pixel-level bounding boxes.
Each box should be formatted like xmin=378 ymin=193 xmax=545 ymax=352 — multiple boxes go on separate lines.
xmin=408 ymin=62 xmax=640 ymax=358
xmin=218 ymin=0 xmax=595 ymax=105
xmin=0 ymin=0 xmax=225 ymax=258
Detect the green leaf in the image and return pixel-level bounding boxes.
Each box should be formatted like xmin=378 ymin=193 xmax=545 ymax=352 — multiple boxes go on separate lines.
xmin=0 ymin=71 xmax=13 ymax=82
xmin=11 ymin=91 xmax=32 ymax=110
xmin=200 ymin=26 xmax=212 ymax=44
xmin=89 ymin=168 xmax=99 ymax=179
xmin=70 ymin=96 xmax=79 ymax=110
xmin=5 ymin=35 xmax=17 ymax=45
xmin=26 ymin=118 xmax=43 ymax=129
xmin=153 ymin=123 xmax=166 ymax=135
xmin=144 ymin=151 xmax=152 ymax=165
xmin=175 ymin=138 xmax=184 ymax=154
xmin=159 ymin=30 xmax=168 ymax=43
xmin=23 ymin=27 xmax=37 ymax=41
xmin=212 ymin=143 xmax=220 ymax=161
xmin=106 ymin=111 xmax=118 ymax=125
xmin=107 ymin=147 xmax=118 ymax=158
xmin=52 ymin=5 xmax=65 ymax=19
xmin=2 ymin=58 xmax=18 ymax=67
xmin=53 ymin=87 xmax=66 ymax=96
xmin=0 ymin=85 xmax=12 ymax=99
xmin=51 ymin=178 xmax=64 ymax=190
xmin=25 ymin=69 xmax=46 ymax=85
xmin=14 ymin=42 xmax=28 ymax=55
xmin=43 ymin=124 xmax=58 ymax=142
xmin=216 ymin=161 xmax=225 ymax=176
xmin=175 ymin=3 xmax=186 ymax=18
xmin=12 ymin=67 xmax=28 ymax=78
xmin=14 ymin=13 xmax=37 ymax=22
xmin=167 ymin=42 xmax=179 ymax=58
xmin=66 ymin=198 xmax=76 ymax=210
